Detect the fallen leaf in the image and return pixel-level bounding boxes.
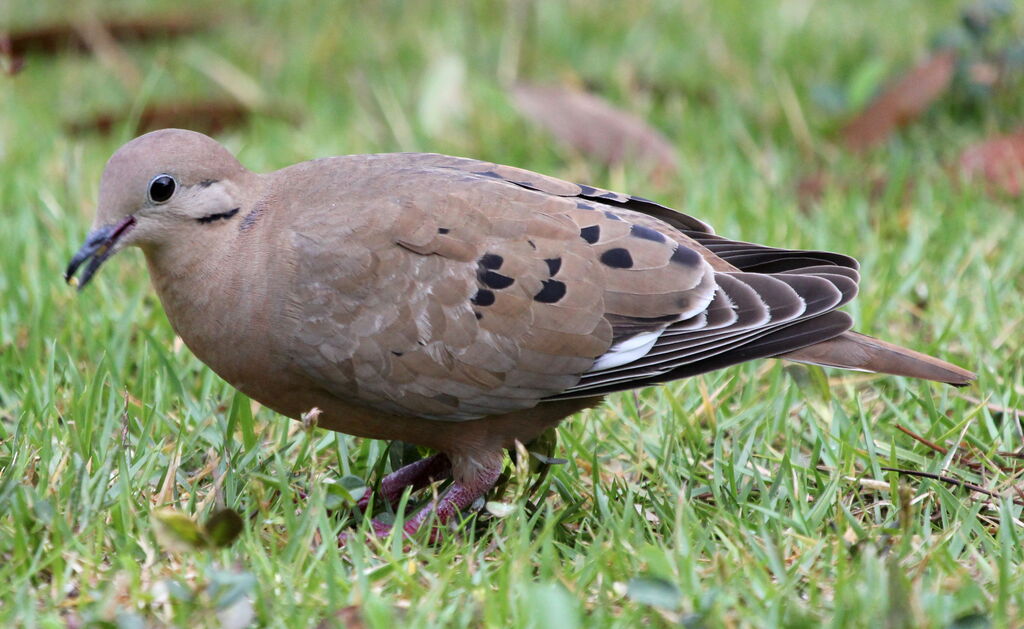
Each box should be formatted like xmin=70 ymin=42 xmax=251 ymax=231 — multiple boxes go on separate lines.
xmin=511 ymin=83 xmax=679 ymax=184
xmin=958 ymin=130 xmax=1024 ymax=196
xmin=841 ymin=50 xmax=957 ymax=152
xmin=65 ymin=100 xmax=264 ymax=136
xmin=4 ymin=14 xmax=207 ymax=57
xmin=0 ymin=34 xmax=26 ymax=75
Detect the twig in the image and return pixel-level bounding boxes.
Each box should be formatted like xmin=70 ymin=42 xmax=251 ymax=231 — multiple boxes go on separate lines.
xmin=895 ymin=424 xmax=947 ymax=454
xmin=880 ymin=466 xmax=996 ymax=498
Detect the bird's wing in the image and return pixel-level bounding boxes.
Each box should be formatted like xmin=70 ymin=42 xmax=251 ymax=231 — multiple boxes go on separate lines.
xmin=283 ymin=154 xmax=859 ymax=419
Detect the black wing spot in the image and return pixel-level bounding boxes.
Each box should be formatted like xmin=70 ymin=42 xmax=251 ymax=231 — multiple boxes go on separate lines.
xmin=480 ymin=270 xmax=515 ymax=289
xmin=527 ymin=239 xmax=537 ymax=250
xmin=544 ymin=257 xmax=562 ymax=276
xmin=438 ymin=227 xmax=451 ymax=234
xmin=600 ymin=248 xmax=634 ymax=269
xmin=534 ymin=279 xmax=567 ymax=303
xmin=576 ymin=201 xmax=595 ymax=210
xmin=479 ymin=253 xmax=503 ymax=270
xmin=577 ymin=184 xmax=599 ymax=195
xmin=630 ymin=224 xmax=667 ymax=243
xmin=471 ymin=289 xmax=496 ymax=306
xmin=670 ymin=244 xmax=702 ymax=267
xmin=580 ymin=225 xmax=600 ymax=244
xmin=603 ymin=211 xmax=623 ymax=221
xmin=476 ymin=170 xmax=503 ymax=179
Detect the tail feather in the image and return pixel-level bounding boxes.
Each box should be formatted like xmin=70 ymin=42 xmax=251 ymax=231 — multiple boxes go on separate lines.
xmin=780 ymin=331 xmax=976 ymax=386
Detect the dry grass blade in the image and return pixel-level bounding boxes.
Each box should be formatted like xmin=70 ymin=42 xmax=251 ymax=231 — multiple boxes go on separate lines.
xmin=958 ymin=130 xmax=1024 ymax=197
xmin=841 ymin=50 xmax=956 ymax=152
xmin=511 ymin=83 xmax=679 ymax=185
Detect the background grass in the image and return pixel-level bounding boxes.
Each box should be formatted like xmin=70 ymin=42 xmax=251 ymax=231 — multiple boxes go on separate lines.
xmin=2 ymin=0 xmax=1023 ymax=627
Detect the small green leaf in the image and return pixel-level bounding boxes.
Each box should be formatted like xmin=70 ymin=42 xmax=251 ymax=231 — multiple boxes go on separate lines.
xmin=626 ymin=576 xmax=682 ymax=611
xmin=325 ymin=475 xmax=367 ymax=507
xmin=204 ymin=508 xmax=244 ymax=548
xmin=152 ymin=509 xmax=207 ymax=551
xmin=485 ymin=501 xmax=515 ymax=517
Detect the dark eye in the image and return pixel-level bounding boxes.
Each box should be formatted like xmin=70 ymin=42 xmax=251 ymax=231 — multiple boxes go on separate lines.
xmin=148 ymin=174 xmax=176 ymax=204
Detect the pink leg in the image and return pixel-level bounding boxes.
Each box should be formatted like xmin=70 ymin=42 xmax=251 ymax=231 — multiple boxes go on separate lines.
xmin=372 ymin=457 xmax=503 ymax=541
xmin=356 ymin=453 xmax=452 ymax=511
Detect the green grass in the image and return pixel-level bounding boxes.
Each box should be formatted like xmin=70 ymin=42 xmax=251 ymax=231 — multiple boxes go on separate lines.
xmin=2 ymin=0 xmax=1024 ymax=626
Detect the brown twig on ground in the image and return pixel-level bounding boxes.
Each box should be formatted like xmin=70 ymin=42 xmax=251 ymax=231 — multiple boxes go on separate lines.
xmin=880 ymin=466 xmax=996 ymax=498
xmin=895 ymin=424 xmax=948 ymax=455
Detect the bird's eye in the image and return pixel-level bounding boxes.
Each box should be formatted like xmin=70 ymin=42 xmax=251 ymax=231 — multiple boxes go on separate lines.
xmin=148 ymin=174 xmax=177 ymax=204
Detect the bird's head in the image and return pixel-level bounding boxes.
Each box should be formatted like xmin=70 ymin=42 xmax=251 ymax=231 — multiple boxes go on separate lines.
xmin=65 ymin=128 xmax=251 ymax=289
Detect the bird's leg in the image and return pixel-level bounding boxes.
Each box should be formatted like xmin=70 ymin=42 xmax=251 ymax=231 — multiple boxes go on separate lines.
xmin=370 ymin=453 xmax=503 ymax=540
xmin=356 ymin=453 xmax=452 ymax=511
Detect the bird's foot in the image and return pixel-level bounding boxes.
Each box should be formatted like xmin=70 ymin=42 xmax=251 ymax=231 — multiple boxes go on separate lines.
xmin=356 ymin=453 xmax=452 ymax=511
xmin=348 ymin=460 xmax=501 ymax=543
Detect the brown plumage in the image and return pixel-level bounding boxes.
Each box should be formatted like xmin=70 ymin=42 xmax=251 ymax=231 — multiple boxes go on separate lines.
xmin=66 ymin=129 xmax=975 ymax=537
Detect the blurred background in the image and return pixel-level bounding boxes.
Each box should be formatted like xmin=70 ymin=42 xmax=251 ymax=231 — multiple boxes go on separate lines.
xmin=4 ymin=0 xmax=1023 ymax=198
xmin=3 ymin=1 xmax=1024 ymax=627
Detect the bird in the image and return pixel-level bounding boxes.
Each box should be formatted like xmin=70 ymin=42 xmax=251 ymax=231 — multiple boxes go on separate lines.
xmin=66 ymin=128 xmax=975 ymax=538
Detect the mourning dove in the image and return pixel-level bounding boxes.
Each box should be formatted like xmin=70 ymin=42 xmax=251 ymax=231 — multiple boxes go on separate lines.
xmin=66 ymin=129 xmax=975 ymax=537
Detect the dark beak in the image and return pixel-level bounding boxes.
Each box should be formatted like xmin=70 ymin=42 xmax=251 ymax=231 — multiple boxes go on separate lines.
xmin=64 ymin=215 xmax=136 ymax=290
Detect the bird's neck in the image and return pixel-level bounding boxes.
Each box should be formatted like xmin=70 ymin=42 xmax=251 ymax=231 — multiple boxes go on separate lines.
xmin=142 ymin=223 xmax=283 ymax=384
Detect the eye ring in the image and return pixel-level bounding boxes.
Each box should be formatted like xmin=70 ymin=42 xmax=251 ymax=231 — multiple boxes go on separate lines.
xmin=148 ymin=174 xmax=177 ymax=204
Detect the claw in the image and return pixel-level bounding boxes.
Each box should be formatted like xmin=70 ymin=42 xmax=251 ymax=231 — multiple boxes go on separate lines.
xmin=355 ymin=453 xmax=452 ymax=511
xmin=341 ymin=455 xmax=501 ymax=544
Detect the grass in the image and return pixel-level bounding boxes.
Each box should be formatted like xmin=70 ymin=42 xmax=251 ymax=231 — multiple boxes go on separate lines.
xmin=2 ymin=0 xmax=1023 ymax=626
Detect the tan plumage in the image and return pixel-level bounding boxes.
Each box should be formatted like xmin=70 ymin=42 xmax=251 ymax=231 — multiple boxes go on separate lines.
xmin=66 ymin=129 xmax=975 ymax=537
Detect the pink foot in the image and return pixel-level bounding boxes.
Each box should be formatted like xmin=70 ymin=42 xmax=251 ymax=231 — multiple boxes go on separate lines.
xmin=365 ymin=460 xmax=502 ymax=542
xmin=344 ymin=458 xmax=503 ymax=549
xmin=356 ymin=453 xmax=452 ymax=511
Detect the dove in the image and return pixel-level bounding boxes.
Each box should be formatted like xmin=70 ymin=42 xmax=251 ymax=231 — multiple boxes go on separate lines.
xmin=66 ymin=129 xmax=975 ymax=537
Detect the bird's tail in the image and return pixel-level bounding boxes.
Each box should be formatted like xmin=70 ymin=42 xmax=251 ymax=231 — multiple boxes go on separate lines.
xmin=780 ymin=331 xmax=976 ymax=386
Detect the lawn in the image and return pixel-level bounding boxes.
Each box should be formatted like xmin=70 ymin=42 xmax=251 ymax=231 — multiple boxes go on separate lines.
xmin=2 ymin=1 xmax=1023 ymax=627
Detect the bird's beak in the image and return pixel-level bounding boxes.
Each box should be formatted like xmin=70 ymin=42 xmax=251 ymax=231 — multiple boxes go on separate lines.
xmin=64 ymin=215 xmax=136 ymax=290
